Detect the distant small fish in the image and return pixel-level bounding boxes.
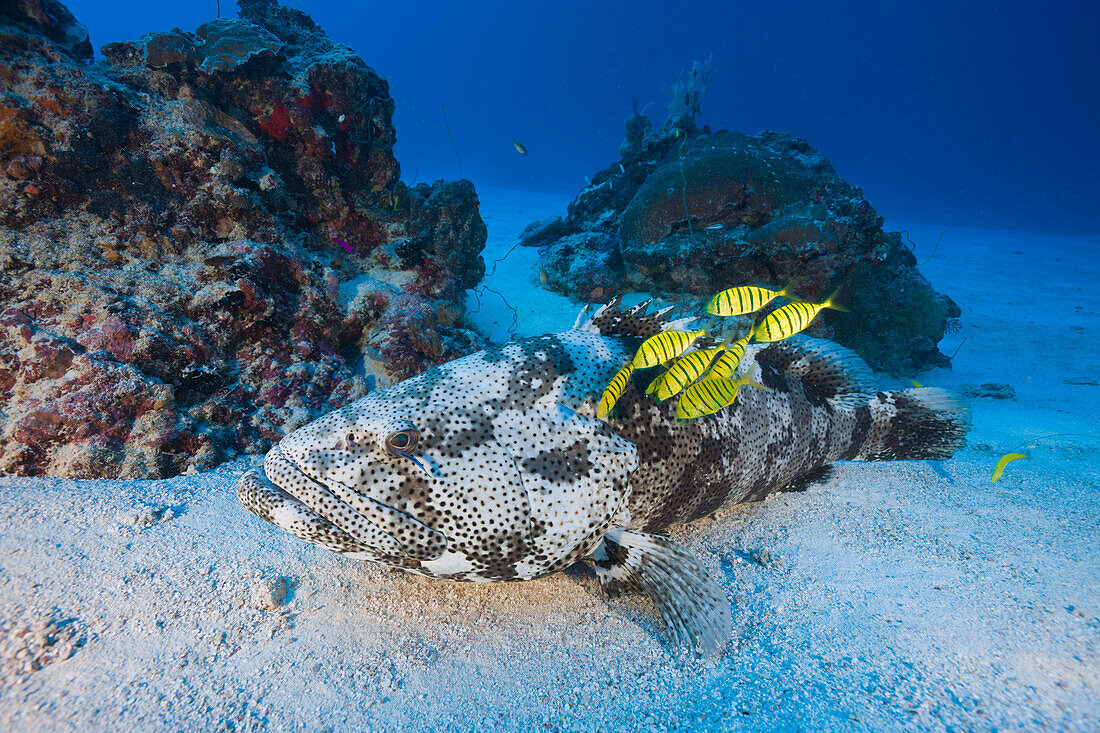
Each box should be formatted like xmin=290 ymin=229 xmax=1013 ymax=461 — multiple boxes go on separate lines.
xmin=512 ymin=138 xmax=527 ymax=155
xmin=333 ymin=238 xmax=354 ymax=254
xmin=632 ymin=329 xmax=706 ymax=369
xmin=706 ymin=282 xmax=795 ymax=317
xmin=597 ymin=362 xmax=634 ymax=419
xmin=911 ymin=379 xmax=924 ymax=388
xmin=753 ymin=287 xmax=848 ymax=343
xmin=704 ymin=223 xmax=724 ymax=231
xmin=539 ymin=269 xmax=549 ymax=284
xmin=991 ymin=452 xmax=1028 ymax=483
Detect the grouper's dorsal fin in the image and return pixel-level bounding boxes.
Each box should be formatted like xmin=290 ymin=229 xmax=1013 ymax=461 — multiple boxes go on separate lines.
xmin=751 ymin=335 xmax=877 ymax=407
xmin=576 ymin=297 xmax=699 ymax=340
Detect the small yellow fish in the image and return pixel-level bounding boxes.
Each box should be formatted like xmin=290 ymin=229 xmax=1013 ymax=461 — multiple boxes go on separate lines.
xmin=705 ymin=282 xmax=795 ymax=317
xmin=753 ymin=288 xmax=848 ymax=343
xmin=632 ymin=329 xmax=705 ymax=369
xmin=647 ymin=348 xmax=722 ymax=402
xmin=675 ymin=371 xmax=768 ymax=419
xmin=597 ymin=362 xmax=634 ymax=419
xmin=991 ymin=452 xmax=1027 ymax=483
xmin=911 ymin=379 xmax=924 ymax=388
xmin=512 ymin=138 xmax=527 ymax=155
xmin=707 ymin=332 xmax=752 ymax=379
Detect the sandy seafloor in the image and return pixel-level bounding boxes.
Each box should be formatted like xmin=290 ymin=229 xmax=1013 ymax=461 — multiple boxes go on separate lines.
xmin=1 ymin=187 xmax=1097 ymax=732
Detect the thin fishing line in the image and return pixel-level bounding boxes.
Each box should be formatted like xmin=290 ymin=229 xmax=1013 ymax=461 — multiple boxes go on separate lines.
xmin=676 ymin=140 xmax=692 ymax=312
xmin=441 ymin=99 xmax=463 ymax=178
xmin=386 ymin=77 xmax=435 ymax=130
xmin=919 ymin=225 xmax=953 ymax=266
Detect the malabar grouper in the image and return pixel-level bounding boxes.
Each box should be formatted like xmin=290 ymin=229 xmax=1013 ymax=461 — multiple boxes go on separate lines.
xmin=236 ymin=299 xmax=969 ymax=654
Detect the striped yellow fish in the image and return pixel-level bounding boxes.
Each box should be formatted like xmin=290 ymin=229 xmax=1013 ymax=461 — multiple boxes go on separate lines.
xmin=705 ymin=282 xmax=795 ymax=317
xmin=632 ymin=329 xmax=705 ymax=369
xmin=596 ymin=362 xmax=634 ymax=419
xmin=647 ymin=348 xmax=722 ymax=402
xmin=753 ymin=288 xmax=848 ymax=343
xmin=675 ymin=371 xmax=768 ymax=420
xmin=707 ymin=333 xmax=752 ymax=379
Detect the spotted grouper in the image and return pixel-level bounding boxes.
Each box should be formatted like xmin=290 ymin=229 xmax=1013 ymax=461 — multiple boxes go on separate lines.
xmin=237 ymin=299 xmax=969 ymax=654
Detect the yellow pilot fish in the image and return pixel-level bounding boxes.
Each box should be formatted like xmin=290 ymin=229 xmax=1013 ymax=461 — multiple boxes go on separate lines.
xmin=707 ymin=332 xmax=753 ymax=380
xmin=705 ymin=282 xmax=795 ymax=317
xmin=753 ymin=288 xmax=848 ymax=343
xmin=646 ymin=348 xmax=723 ymax=402
xmin=512 ymin=138 xmax=528 ymax=155
xmin=675 ymin=370 xmax=769 ymax=419
xmin=632 ymin=329 xmax=706 ymax=369
xmin=596 ymin=362 xmax=635 ymax=419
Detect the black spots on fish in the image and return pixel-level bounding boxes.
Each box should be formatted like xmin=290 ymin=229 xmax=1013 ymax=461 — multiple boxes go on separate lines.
xmin=671 ymin=428 xmax=736 ymax=522
xmin=236 ymin=469 xmax=375 ymax=556
xmin=488 ymin=336 xmax=576 ymax=410
xmin=593 ymin=534 xmax=629 ymax=571
xmin=522 ymin=440 xmax=593 ymax=483
xmin=585 ymin=299 xmax=676 ymax=340
xmin=841 ymin=405 xmax=872 ymax=460
xmin=441 ymin=409 xmax=496 ymax=455
xmin=754 ymin=336 xmax=877 ymax=402
xmin=758 ymin=363 xmax=789 ymax=392
xmin=779 ymin=465 xmax=834 ymax=493
xmin=801 ymin=382 xmax=829 ymax=409
xmin=863 ymin=389 xmax=970 ymax=461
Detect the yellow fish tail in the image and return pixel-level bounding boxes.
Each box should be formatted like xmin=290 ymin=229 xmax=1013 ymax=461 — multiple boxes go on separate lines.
xmin=597 ymin=362 xmax=634 ymax=419
xmin=777 ymin=279 xmax=800 ymax=299
xmin=822 ymin=286 xmax=849 ymax=313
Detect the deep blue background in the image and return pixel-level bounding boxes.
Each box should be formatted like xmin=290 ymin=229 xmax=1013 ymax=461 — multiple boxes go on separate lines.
xmin=66 ymin=1 xmax=1100 ymax=234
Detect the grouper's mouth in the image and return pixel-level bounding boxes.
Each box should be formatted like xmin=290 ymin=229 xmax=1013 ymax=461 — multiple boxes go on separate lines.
xmin=261 ymin=442 xmax=448 ymax=562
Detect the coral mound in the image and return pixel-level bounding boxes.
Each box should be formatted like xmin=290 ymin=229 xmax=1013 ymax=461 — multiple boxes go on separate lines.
xmin=532 ymin=119 xmax=959 ymax=374
xmin=0 ymin=0 xmax=487 ymax=478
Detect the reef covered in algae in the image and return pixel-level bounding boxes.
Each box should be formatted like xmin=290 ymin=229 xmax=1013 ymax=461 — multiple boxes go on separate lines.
xmin=526 ymin=101 xmax=959 ymax=375
xmin=0 ymin=0 xmax=487 ymax=479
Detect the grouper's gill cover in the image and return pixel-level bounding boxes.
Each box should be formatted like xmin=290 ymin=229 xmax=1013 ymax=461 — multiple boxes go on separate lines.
xmin=238 ymin=298 xmax=970 ymax=656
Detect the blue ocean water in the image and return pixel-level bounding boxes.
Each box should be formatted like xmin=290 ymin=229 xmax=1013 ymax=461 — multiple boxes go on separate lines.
xmin=66 ymin=0 xmax=1100 ymax=235
xmin=3 ymin=2 xmax=1100 ymax=729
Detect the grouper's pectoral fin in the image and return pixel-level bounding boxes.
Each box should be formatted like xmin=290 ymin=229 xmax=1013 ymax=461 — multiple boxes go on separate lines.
xmin=590 ymin=526 xmax=731 ymax=657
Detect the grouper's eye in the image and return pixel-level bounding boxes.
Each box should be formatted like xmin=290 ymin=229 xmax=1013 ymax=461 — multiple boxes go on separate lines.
xmin=385 ymin=429 xmax=418 ymax=454
xmin=379 ymin=420 xmax=432 ymax=477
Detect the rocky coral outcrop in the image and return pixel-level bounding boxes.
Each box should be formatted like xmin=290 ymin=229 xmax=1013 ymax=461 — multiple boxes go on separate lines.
xmin=531 ymin=117 xmax=959 ymax=374
xmin=0 ymin=0 xmax=487 ymax=478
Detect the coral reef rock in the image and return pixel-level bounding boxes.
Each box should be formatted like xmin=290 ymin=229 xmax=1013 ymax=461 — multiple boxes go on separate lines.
xmin=534 ymin=119 xmax=959 ymax=374
xmin=0 ymin=0 xmax=487 ymax=478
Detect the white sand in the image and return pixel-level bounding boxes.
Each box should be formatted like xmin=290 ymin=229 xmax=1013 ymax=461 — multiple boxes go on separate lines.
xmin=1 ymin=192 xmax=1097 ymax=731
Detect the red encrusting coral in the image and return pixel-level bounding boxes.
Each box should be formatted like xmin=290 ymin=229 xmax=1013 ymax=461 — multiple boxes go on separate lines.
xmin=0 ymin=0 xmax=488 ymax=479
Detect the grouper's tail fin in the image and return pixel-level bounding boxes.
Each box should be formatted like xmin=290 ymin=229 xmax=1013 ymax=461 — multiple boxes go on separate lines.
xmin=590 ymin=526 xmax=731 ymax=657
xmin=854 ymin=387 xmax=970 ymax=461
